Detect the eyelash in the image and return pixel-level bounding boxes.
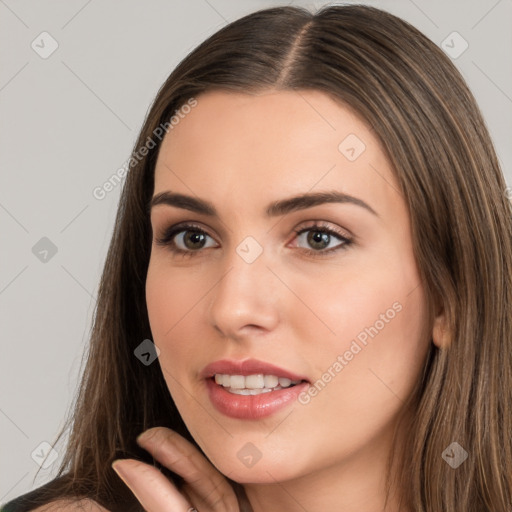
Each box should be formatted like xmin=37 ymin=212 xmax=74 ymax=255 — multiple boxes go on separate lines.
xmin=154 ymin=221 xmax=353 ymax=259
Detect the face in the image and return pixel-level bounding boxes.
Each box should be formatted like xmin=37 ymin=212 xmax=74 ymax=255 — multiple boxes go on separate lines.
xmin=145 ymin=89 xmax=431 ymax=485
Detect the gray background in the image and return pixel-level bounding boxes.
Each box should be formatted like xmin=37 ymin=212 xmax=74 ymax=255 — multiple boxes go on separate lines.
xmin=1 ymin=0 xmax=511 ymax=504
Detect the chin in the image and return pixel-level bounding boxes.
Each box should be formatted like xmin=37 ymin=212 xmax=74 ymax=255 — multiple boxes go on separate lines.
xmin=218 ymin=461 xmax=303 ymax=485
xmin=200 ymin=441 xmax=310 ymax=485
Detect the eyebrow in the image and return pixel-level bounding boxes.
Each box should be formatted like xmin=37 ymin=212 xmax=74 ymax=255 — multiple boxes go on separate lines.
xmin=149 ymin=190 xmax=379 ymax=218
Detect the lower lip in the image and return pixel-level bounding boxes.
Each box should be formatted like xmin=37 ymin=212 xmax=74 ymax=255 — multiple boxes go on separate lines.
xmin=205 ymin=378 xmax=309 ymax=420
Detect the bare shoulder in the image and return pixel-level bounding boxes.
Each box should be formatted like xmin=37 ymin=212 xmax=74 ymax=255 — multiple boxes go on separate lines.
xmin=31 ymin=498 xmax=111 ymax=512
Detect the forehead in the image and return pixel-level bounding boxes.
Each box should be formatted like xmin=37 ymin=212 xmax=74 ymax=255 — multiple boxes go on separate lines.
xmin=153 ymin=89 xmax=401 ymax=220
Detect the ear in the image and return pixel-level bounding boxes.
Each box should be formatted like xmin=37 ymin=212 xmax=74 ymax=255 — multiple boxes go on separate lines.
xmin=432 ymin=304 xmax=451 ymax=349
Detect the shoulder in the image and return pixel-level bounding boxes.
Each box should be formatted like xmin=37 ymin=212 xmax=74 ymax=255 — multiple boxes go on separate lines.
xmin=31 ymin=499 xmax=110 ymax=511
xmin=1 ymin=476 xmax=113 ymax=512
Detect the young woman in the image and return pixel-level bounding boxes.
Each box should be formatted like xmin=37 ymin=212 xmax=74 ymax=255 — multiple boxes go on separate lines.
xmin=3 ymin=4 xmax=511 ymax=512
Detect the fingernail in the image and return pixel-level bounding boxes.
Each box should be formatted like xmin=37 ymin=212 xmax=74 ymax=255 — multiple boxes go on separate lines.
xmin=111 ymin=460 xmax=128 ymax=480
xmin=137 ymin=428 xmax=160 ymax=445
xmin=136 ymin=431 xmax=150 ymax=444
xmin=112 ymin=461 xmax=136 ymax=496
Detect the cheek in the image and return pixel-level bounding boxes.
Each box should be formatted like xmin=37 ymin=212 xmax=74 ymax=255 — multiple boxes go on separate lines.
xmin=293 ymin=249 xmax=429 ymax=416
xmin=145 ymin=261 xmax=203 ymax=371
xmin=145 ymin=264 xmax=206 ymax=431
xmin=289 ymin=238 xmax=428 ymax=384
xmin=146 ymin=256 xmax=208 ymax=334
xmin=275 ymin=256 xmax=429 ymax=473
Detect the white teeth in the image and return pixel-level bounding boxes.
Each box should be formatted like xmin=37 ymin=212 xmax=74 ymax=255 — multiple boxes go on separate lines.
xmin=278 ymin=377 xmax=292 ymax=387
xmin=229 ymin=387 xmax=275 ymax=395
xmin=213 ymin=373 xmax=301 ymax=392
xmin=245 ymin=374 xmax=265 ymax=388
xmin=230 ymin=375 xmax=245 ymax=389
xmin=264 ymin=375 xmax=279 ymax=388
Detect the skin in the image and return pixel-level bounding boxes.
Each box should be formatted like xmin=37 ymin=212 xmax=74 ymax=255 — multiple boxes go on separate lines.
xmin=111 ymin=89 xmax=449 ymax=512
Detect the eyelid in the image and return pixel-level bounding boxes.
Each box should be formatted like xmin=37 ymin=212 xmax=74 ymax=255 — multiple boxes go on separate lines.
xmin=289 ymin=221 xmax=353 ymax=256
xmin=154 ymin=219 xmax=354 ymax=257
xmin=292 ymin=219 xmax=353 ymax=240
xmin=155 ymin=221 xmax=218 ymax=247
xmin=154 ymin=218 xmax=352 ymax=239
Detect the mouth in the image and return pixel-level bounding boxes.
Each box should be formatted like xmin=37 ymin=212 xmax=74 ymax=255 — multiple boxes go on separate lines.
xmin=212 ymin=373 xmax=306 ymax=395
xmin=201 ymin=359 xmax=310 ymax=419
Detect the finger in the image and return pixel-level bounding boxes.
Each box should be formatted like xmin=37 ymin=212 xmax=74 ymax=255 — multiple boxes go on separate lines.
xmin=136 ymin=427 xmax=239 ymax=511
xmin=112 ymin=458 xmax=193 ymax=512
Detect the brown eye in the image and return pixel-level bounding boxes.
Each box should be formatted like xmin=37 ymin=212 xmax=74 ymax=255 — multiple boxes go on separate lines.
xmin=155 ymin=223 xmax=217 ymax=256
xmin=292 ymin=222 xmax=353 ymax=256
xmin=179 ymin=230 xmax=208 ymax=250
xmin=305 ymin=230 xmax=332 ymax=250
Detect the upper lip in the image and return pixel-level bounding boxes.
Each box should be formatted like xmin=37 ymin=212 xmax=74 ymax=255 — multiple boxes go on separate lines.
xmin=200 ymin=358 xmax=309 ymax=382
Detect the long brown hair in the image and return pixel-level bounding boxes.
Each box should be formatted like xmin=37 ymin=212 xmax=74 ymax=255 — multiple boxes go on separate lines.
xmin=11 ymin=5 xmax=512 ymax=511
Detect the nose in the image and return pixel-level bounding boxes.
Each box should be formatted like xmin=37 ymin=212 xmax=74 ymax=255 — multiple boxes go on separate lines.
xmin=207 ymin=241 xmax=281 ymax=341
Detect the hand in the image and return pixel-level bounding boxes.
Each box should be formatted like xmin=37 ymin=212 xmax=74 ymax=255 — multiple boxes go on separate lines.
xmin=112 ymin=427 xmax=241 ymax=511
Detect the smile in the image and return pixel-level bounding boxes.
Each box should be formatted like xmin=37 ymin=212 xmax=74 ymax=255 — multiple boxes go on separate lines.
xmin=214 ymin=373 xmax=302 ymax=395
xmin=201 ymin=359 xmax=310 ymax=419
